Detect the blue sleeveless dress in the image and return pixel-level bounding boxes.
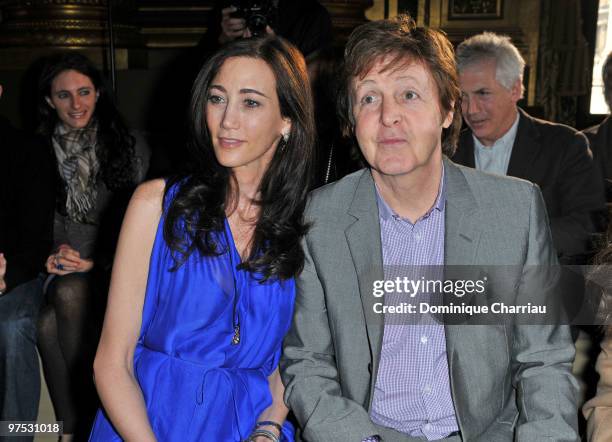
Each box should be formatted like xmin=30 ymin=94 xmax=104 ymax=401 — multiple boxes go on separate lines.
xmin=89 ymin=187 xmax=296 ymax=441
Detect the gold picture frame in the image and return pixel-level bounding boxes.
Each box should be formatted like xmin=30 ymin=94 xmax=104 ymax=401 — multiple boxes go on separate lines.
xmin=448 ymin=0 xmax=503 ymax=20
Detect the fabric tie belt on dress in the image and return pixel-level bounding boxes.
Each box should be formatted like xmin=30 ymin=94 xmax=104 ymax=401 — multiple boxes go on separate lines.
xmin=136 ymin=346 xmax=273 ymax=441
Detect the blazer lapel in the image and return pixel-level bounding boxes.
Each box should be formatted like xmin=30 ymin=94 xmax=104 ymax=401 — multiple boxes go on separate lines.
xmin=598 ymin=116 xmax=612 ymax=179
xmin=506 ymin=108 xmax=542 ymax=179
xmin=442 ymin=158 xmax=483 ymax=431
xmin=443 ymin=158 xmax=482 ymax=266
xmin=344 ymin=170 xmax=385 ymax=407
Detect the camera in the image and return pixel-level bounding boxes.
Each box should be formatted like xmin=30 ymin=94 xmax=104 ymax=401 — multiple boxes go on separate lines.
xmin=230 ymin=0 xmax=278 ymax=37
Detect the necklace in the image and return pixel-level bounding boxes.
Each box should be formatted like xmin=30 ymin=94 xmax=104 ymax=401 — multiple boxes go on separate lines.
xmin=224 ymin=222 xmax=241 ymax=346
xmin=225 ymin=211 xmax=256 ymax=346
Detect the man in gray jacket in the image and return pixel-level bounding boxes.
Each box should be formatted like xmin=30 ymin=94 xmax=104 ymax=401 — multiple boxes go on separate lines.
xmin=280 ymin=15 xmax=579 ymax=442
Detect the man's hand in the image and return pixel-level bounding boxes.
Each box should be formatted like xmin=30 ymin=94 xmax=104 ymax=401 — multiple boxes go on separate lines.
xmin=219 ymin=6 xmax=246 ymax=44
xmin=46 ymin=244 xmax=94 ymax=276
xmin=0 ymin=253 xmax=6 ymax=293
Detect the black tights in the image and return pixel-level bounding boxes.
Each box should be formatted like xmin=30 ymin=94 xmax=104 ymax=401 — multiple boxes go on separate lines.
xmin=37 ymin=273 xmax=101 ymax=440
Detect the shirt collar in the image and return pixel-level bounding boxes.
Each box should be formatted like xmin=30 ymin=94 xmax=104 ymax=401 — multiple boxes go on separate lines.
xmin=473 ymin=110 xmax=520 ymax=152
xmin=375 ymin=163 xmax=446 ymax=222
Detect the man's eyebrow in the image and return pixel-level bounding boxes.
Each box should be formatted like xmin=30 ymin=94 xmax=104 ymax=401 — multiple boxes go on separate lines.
xmin=354 ymin=79 xmax=376 ymax=90
xmin=394 ymin=75 xmax=420 ymax=82
xmin=461 ymin=87 xmax=489 ymax=94
xmin=355 ymin=74 xmax=423 ymax=88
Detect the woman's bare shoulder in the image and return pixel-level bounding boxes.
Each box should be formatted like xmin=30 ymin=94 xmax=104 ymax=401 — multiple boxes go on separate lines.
xmin=131 ymin=179 xmax=166 ymax=212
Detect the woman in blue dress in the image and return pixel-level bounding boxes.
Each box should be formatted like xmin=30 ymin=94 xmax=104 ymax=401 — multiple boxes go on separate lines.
xmin=89 ymin=35 xmax=314 ymax=442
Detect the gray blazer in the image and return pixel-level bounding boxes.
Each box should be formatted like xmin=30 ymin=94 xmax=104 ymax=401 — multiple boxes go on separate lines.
xmin=281 ymin=159 xmax=579 ymax=442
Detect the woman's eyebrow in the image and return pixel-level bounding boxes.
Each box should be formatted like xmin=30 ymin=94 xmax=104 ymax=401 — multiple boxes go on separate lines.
xmin=239 ymin=88 xmax=268 ymax=98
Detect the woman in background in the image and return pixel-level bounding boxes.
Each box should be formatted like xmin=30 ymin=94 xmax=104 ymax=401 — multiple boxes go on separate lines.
xmin=36 ymin=53 xmax=149 ymax=441
xmin=583 ymin=245 xmax=612 ymax=441
xmin=90 ymin=35 xmax=314 ymax=441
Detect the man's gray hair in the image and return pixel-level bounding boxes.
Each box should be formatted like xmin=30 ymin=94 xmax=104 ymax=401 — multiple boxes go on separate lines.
xmin=456 ymin=32 xmax=525 ymax=95
xmin=602 ymin=51 xmax=612 ymax=111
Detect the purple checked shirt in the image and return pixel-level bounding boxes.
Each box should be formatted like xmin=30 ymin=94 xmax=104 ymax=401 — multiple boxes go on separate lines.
xmin=369 ymin=166 xmax=459 ymax=440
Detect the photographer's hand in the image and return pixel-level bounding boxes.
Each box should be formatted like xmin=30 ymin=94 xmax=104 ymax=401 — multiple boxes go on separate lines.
xmin=242 ymin=25 xmax=275 ymax=39
xmin=219 ymin=6 xmax=246 ymax=44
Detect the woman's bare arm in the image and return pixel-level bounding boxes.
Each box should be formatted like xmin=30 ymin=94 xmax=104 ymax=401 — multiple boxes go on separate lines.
xmin=252 ymin=366 xmax=290 ymax=440
xmin=93 ymin=179 xmax=165 ymax=442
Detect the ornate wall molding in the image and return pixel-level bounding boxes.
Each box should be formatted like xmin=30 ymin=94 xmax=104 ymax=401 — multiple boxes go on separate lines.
xmin=322 ymin=0 xmax=373 ymax=41
xmin=0 ymin=1 xmax=372 ymax=68
xmin=133 ymin=1 xmax=372 ymax=48
xmin=133 ymin=1 xmax=212 ymax=48
xmin=0 ymin=0 xmax=142 ymax=68
xmin=420 ymin=0 xmax=540 ymax=106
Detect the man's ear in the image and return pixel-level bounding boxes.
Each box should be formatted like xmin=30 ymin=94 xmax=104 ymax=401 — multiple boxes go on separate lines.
xmin=0 ymin=85 xmax=3 ymax=99
xmin=45 ymin=96 xmax=56 ymax=109
xmin=442 ymin=101 xmax=455 ymax=129
xmin=510 ymin=79 xmax=522 ymax=102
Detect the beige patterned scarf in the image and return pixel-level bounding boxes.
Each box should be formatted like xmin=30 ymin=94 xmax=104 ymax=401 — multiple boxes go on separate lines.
xmin=52 ymin=121 xmax=100 ymax=223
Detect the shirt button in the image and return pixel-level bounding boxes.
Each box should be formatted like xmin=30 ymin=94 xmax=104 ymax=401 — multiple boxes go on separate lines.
xmin=423 ymin=384 xmax=432 ymax=394
xmin=420 ymin=335 xmax=428 ymax=344
xmin=414 ymin=232 xmax=422 ymax=241
xmin=423 ymin=423 xmax=432 ymax=432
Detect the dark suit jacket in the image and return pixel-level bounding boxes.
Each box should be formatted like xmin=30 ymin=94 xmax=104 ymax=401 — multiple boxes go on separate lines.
xmin=0 ymin=116 xmax=55 ymax=292
xmin=453 ymin=108 xmax=606 ymax=262
xmin=582 ymin=116 xmax=612 ymax=201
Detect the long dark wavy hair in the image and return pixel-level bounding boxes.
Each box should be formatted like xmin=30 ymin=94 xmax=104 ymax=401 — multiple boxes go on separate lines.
xmin=37 ymin=52 xmax=136 ymax=191
xmin=164 ymin=36 xmax=315 ymax=281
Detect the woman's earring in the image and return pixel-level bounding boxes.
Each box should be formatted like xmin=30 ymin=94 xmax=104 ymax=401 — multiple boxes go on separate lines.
xmin=280 ymin=132 xmax=289 ymax=153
